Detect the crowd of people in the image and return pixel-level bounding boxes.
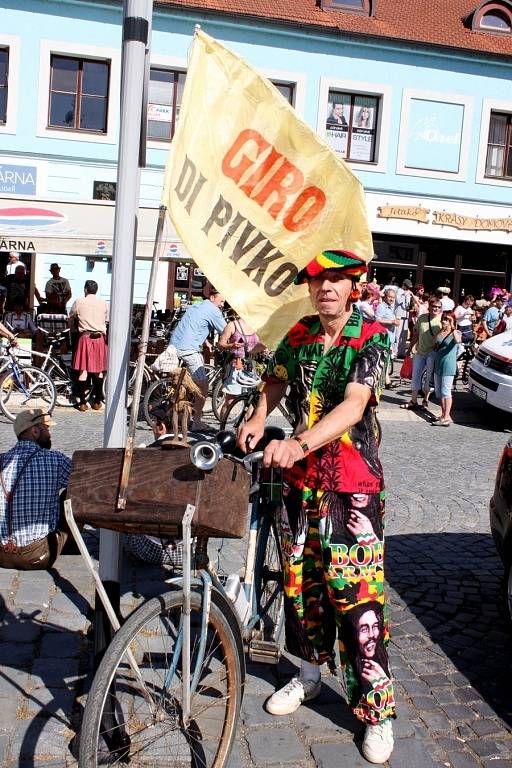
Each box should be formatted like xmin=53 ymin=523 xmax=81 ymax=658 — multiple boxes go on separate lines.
xmin=0 ymin=253 xmax=109 ymax=412
xmin=355 ymin=277 xmax=512 ymax=426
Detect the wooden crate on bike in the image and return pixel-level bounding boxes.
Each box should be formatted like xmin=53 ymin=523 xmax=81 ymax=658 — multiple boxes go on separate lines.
xmin=67 ymin=446 xmax=249 ymax=539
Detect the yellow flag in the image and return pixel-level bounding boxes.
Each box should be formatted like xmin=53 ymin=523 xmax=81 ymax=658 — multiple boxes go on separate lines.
xmin=162 ymin=29 xmax=373 ymax=348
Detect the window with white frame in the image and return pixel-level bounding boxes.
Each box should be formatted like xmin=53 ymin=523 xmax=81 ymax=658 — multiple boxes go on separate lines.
xmin=48 ymin=55 xmax=110 ymax=133
xmin=147 ymin=69 xmax=296 ymax=142
xmin=0 ymin=48 xmax=8 ymax=125
xmin=485 ymin=111 xmax=512 ymax=178
xmin=325 ymin=90 xmax=380 ymax=163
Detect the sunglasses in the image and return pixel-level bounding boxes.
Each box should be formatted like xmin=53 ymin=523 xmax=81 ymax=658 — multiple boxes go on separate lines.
xmin=430 ymin=304 xmax=442 ymax=309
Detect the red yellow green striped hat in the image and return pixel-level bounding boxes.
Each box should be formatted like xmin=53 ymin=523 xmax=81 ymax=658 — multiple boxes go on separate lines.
xmin=294 ymin=249 xmax=369 ymax=284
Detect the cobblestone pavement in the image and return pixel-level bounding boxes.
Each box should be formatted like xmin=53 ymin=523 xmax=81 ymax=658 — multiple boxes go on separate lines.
xmin=0 ymin=381 xmax=511 ymax=767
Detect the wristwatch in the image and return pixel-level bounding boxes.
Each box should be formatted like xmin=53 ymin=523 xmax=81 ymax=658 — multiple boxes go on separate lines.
xmin=292 ymin=435 xmax=310 ymax=457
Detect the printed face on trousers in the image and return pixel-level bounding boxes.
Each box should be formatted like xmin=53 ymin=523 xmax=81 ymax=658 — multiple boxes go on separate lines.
xmin=357 ymin=608 xmax=380 ymax=659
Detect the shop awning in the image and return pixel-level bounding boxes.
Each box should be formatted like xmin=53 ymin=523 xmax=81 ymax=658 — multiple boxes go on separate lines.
xmin=0 ymin=198 xmax=190 ymax=259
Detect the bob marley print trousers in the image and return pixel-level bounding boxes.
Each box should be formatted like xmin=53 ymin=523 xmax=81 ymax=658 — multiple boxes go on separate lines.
xmin=279 ymin=484 xmax=396 ymax=725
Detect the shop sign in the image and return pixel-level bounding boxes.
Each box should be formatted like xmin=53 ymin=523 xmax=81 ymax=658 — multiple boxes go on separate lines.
xmin=0 ymin=206 xmax=66 ymax=228
xmin=148 ymin=104 xmax=172 ymax=122
xmin=377 ymin=204 xmax=512 ymax=232
xmin=0 ymin=165 xmax=37 ymax=196
xmin=0 ymin=238 xmax=36 ymax=251
xmin=377 ymin=205 xmax=429 ymax=223
xmin=432 ymin=211 xmax=512 ymax=232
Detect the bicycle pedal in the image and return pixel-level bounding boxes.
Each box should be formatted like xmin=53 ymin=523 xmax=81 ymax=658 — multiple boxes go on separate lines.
xmin=248 ymin=639 xmax=281 ymax=664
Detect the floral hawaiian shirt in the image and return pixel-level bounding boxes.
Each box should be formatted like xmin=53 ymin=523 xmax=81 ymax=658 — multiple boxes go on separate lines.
xmin=264 ymin=310 xmax=390 ymax=495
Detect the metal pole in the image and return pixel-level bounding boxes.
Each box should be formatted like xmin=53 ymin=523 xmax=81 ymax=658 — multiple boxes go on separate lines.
xmin=95 ymin=0 xmax=153 ymax=663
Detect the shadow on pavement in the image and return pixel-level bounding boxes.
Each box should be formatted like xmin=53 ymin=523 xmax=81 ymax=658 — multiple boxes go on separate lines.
xmin=386 ymin=531 xmax=512 ymax=726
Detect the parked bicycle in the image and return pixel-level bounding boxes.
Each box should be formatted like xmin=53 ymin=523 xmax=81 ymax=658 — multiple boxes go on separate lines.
xmin=32 ymin=327 xmax=77 ymax=406
xmin=0 ymin=340 xmax=56 ymax=420
xmin=76 ymin=427 xmax=285 ymax=767
xmin=143 ymin=359 xmax=226 ymax=426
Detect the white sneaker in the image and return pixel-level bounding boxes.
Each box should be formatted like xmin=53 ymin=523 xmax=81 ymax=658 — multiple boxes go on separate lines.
xmin=362 ymin=719 xmax=394 ymax=764
xmin=265 ymin=676 xmax=321 ymax=715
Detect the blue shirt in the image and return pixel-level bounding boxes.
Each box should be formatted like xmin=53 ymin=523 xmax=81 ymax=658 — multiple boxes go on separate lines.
xmin=170 ymin=300 xmax=226 ymax=352
xmin=0 ymin=441 xmax=71 ymax=547
xmin=483 ymin=306 xmax=500 ymax=333
xmin=375 ymin=302 xmax=396 ymax=342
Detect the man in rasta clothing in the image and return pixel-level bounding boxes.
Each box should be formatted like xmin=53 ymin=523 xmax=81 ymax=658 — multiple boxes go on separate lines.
xmin=238 ymin=250 xmax=395 ymax=764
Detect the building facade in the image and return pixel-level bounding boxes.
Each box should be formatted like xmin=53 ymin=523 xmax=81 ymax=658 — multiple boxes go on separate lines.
xmin=1 ymin=0 xmax=511 ymax=312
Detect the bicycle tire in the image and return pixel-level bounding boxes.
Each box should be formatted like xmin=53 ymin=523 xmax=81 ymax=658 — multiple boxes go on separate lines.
xmin=220 ymin=394 xmax=250 ymax=431
xmin=79 ymin=590 xmax=242 ymax=768
xmin=142 ymin=376 xmax=176 ymax=426
xmin=0 ymin=366 xmax=56 ymax=421
xmin=211 ymin=378 xmax=225 ymax=423
xmin=127 ymin=362 xmax=151 ymax=410
xmin=254 ymin=514 xmax=284 ymax=645
xmin=203 ymin=364 xmax=223 ymax=415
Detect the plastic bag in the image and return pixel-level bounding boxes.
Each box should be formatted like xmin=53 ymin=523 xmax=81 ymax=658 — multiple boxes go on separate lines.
xmin=150 ymin=345 xmax=179 ymax=373
xmin=399 ymin=356 xmax=413 ymax=380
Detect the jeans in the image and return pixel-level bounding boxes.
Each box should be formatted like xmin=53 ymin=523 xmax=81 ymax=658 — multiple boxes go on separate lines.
xmin=411 ymin=351 xmax=435 ymax=394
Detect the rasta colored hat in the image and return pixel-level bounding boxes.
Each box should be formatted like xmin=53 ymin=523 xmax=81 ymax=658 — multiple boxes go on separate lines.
xmin=294 ymin=249 xmax=369 ymax=285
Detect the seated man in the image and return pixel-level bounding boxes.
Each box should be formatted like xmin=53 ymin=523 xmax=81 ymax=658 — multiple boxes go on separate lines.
xmin=124 ymin=406 xmax=184 ymax=568
xmin=0 ymin=409 xmax=71 ymax=570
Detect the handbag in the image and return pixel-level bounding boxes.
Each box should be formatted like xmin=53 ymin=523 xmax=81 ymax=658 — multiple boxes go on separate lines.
xmin=399 ymin=355 xmax=413 ymax=380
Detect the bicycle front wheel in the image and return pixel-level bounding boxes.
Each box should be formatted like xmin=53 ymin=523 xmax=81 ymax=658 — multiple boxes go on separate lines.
xmin=220 ymin=394 xmax=250 ymax=431
xmin=0 ymin=366 xmax=56 ymax=421
xmin=79 ymin=590 xmax=242 ymax=768
xmin=254 ymin=515 xmax=284 ymax=645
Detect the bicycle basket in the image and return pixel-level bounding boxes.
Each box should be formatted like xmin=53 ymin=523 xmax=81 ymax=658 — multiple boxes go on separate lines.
xmin=67 ymin=446 xmax=250 ymax=539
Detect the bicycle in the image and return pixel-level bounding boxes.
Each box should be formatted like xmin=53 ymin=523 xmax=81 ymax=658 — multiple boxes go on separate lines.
xmin=143 ymin=359 xmax=225 ymax=426
xmin=0 ymin=340 xmax=56 ymax=421
xmin=72 ymin=427 xmax=285 ymax=767
xmin=32 ymin=327 xmax=77 ymax=407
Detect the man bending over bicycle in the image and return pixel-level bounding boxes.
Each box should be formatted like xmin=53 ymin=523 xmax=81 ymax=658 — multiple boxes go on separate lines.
xmin=238 ymin=250 xmax=395 ymax=765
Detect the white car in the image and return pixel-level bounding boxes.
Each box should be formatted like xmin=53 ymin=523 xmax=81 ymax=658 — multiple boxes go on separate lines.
xmin=469 ymin=330 xmax=512 ymax=413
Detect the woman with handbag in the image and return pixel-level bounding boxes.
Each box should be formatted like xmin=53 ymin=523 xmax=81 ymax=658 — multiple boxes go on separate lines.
xmin=217 ymin=314 xmax=267 ymax=423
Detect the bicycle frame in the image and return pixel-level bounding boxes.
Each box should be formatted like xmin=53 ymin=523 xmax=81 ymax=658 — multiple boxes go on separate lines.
xmin=1 ymin=349 xmax=39 ymax=399
xmin=64 ymin=450 xmax=282 ymax=729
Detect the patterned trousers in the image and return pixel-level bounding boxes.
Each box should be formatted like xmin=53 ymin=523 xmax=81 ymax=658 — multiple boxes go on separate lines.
xmin=279 ymin=485 xmax=396 ymax=724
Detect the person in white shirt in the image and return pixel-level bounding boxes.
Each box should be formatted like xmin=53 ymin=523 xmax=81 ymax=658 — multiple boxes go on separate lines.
xmin=5 ymin=251 xmax=26 ymax=277
xmin=437 ymin=287 xmax=455 ymax=312
xmin=3 ymin=300 xmax=37 ymax=338
xmin=454 ymin=295 xmax=475 ymax=342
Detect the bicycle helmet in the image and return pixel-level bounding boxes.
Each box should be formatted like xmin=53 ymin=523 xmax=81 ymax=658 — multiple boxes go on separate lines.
xmin=237 ymin=371 xmax=261 ymax=388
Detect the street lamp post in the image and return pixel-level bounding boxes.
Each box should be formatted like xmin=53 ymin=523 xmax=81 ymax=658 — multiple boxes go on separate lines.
xmin=95 ymin=0 xmax=153 ymax=660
